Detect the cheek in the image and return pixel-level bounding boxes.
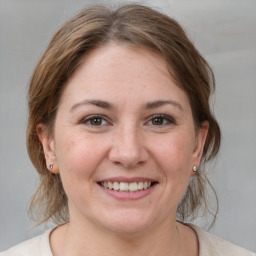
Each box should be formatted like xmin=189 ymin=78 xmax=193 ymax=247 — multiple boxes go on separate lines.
xmin=151 ymin=131 xmax=195 ymax=203
xmin=147 ymin=133 xmax=195 ymax=212
xmin=155 ymin=133 xmax=194 ymax=172
xmin=55 ymin=131 xmax=108 ymax=182
xmin=54 ymin=132 xmax=110 ymax=206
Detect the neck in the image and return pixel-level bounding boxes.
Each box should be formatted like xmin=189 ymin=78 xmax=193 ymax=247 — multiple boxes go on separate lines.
xmin=51 ymin=218 xmax=185 ymax=256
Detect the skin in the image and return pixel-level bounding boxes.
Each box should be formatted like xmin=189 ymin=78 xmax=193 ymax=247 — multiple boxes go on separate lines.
xmin=38 ymin=43 xmax=208 ymax=256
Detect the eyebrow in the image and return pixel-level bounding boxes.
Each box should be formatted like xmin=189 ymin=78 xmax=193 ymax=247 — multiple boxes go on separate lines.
xmin=70 ymin=99 xmax=183 ymax=112
xmin=145 ymin=100 xmax=184 ymax=111
xmin=70 ymin=99 xmax=114 ymax=112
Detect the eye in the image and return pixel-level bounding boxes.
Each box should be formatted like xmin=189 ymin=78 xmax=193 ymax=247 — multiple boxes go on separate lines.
xmin=147 ymin=114 xmax=175 ymax=126
xmin=81 ymin=115 xmax=110 ymax=126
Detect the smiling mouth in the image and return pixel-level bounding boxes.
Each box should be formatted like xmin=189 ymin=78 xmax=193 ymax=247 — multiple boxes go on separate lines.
xmin=98 ymin=181 xmax=157 ymax=192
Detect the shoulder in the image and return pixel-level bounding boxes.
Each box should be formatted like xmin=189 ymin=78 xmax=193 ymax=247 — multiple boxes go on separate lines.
xmin=0 ymin=230 xmax=53 ymax=256
xmin=190 ymin=224 xmax=255 ymax=256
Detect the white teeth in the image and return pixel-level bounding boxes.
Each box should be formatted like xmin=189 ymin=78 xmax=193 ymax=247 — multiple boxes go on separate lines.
xmin=119 ymin=182 xmax=129 ymax=192
xmin=113 ymin=182 xmax=120 ymax=191
xmin=129 ymin=182 xmax=138 ymax=192
xmin=108 ymin=181 xmax=113 ymax=189
xmin=100 ymin=181 xmax=153 ymax=192
xmin=138 ymin=182 xmax=144 ymax=190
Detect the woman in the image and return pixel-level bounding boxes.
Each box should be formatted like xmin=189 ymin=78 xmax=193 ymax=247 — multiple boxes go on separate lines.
xmin=1 ymin=4 xmax=254 ymax=256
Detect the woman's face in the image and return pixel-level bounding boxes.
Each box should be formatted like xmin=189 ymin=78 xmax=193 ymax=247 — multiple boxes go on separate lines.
xmin=39 ymin=43 xmax=208 ymax=234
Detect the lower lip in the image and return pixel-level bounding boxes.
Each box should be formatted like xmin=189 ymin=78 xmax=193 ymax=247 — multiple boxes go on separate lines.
xmin=98 ymin=184 xmax=157 ymax=200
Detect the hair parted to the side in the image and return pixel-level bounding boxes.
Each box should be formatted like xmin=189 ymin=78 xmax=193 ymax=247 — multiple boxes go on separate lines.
xmin=27 ymin=4 xmax=221 ymax=226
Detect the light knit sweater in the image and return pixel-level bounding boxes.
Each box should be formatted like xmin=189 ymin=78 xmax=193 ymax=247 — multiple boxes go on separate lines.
xmin=1 ymin=225 xmax=255 ymax=256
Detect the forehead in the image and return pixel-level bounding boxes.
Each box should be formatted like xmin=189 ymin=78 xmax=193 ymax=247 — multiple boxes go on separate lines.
xmin=59 ymin=43 xmax=191 ymax=112
xmin=73 ymin=43 xmax=170 ymax=84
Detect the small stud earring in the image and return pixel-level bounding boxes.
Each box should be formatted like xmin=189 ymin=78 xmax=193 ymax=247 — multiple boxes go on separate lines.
xmin=192 ymin=165 xmax=197 ymax=172
xmin=49 ymin=164 xmax=53 ymax=170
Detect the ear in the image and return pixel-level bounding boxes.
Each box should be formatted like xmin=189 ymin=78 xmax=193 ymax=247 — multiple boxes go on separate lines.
xmin=36 ymin=123 xmax=59 ymax=174
xmin=192 ymin=121 xmax=209 ymax=171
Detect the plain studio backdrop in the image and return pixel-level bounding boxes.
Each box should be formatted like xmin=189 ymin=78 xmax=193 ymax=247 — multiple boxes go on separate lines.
xmin=0 ymin=0 xmax=255 ymax=252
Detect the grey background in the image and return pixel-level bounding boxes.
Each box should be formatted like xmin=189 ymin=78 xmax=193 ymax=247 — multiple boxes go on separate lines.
xmin=0 ymin=0 xmax=255 ymax=252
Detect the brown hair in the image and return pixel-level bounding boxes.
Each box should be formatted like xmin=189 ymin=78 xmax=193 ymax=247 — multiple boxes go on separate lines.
xmin=27 ymin=4 xmax=221 ymax=225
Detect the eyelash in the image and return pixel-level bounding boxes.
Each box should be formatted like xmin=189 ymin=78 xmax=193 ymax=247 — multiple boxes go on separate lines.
xmin=146 ymin=114 xmax=176 ymax=126
xmin=80 ymin=115 xmax=110 ymax=126
xmin=80 ymin=114 xmax=176 ymax=127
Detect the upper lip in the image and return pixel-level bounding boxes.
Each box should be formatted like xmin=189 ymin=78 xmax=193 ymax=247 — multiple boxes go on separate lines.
xmin=97 ymin=177 xmax=158 ymax=183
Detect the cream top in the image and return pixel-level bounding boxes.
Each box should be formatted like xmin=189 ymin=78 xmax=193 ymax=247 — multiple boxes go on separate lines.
xmin=1 ymin=225 xmax=255 ymax=256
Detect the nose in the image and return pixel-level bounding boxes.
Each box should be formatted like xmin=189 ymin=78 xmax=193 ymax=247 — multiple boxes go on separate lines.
xmin=108 ymin=124 xmax=149 ymax=168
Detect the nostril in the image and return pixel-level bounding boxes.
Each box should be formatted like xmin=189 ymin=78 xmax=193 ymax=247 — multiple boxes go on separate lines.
xmin=108 ymin=146 xmax=149 ymax=169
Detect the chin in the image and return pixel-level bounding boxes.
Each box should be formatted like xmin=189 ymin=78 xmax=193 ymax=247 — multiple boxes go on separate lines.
xmin=97 ymin=209 xmax=157 ymax=235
